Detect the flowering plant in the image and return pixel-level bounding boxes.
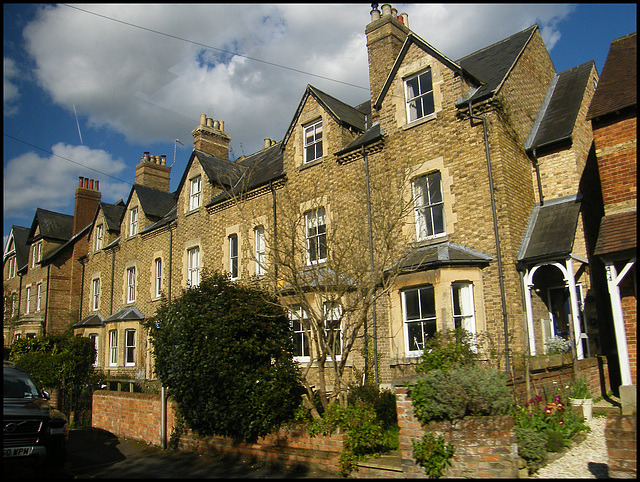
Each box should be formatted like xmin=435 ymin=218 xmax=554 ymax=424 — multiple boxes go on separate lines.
xmin=568 ymin=377 xmax=592 ymax=399
xmin=545 ymin=335 xmax=571 ymax=355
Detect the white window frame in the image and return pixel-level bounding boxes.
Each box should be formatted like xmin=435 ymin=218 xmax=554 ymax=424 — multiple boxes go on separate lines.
xmin=289 ymin=306 xmax=311 ymax=362
xmin=109 ymin=330 xmax=118 ymax=366
xmin=452 ymin=282 xmax=476 ymax=335
xmin=155 ymin=258 xmax=162 ymax=298
xmin=129 ymin=207 xmax=138 ymax=237
xmin=402 ymin=285 xmax=437 ymax=357
xmin=126 ymin=267 xmax=136 ymax=303
xmin=190 ymin=175 xmax=201 ymax=211
xmin=323 ymin=301 xmax=343 ymax=360
xmin=25 ymin=286 xmax=31 ymax=314
xmin=229 ymin=234 xmax=238 ymax=280
xmin=124 ymin=329 xmax=136 ymax=366
xmin=36 ymin=283 xmax=42 ymax=312
xmin=303 ymin=119 xmax=323 ymax=164
xmin=413 ymin=171 xmax=445 ymax=241
xmin=32 ymin=242 xmax=41 ymax=268
xmin=306 ymin=207 xmax=327 ymax=265
xmin=95 ymin=224 xmax=104 ymax=251
xmin=92 ymin=278 xmax=100 ymax=311
xmin=405 ymin=68 xmax=435 ymax=123
xmin=187 ymin=247 xmax=200 ymax=288
xmin=254 ymin=226 xmax=265 ymax=276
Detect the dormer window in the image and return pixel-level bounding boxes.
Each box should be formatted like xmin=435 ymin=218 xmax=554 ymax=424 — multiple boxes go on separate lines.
xmin=304 ymin=120 xmax=323 ymax=164
xmin=129 ymin=207 xmax=138 ymax=237
xmin=190 ymin=175 xmax=201 ymax=210
xmin=405 ymin=68 xmax=434 ymax=122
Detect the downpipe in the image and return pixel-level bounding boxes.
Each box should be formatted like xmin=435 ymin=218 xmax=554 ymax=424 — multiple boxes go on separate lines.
xmin=468 ymin=101 xmax=511 ymax=374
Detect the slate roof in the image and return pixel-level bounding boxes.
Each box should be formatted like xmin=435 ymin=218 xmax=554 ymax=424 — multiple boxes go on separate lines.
xmin=73 ymin=313 xmax=104 ymax=329
xmin=587 ymin=32 xmax=637 ymax=120
xmin=28 ymin=208 xmax=73 ymax=243
xmin=7 ymin=226 xmax=30 ymax=272
xmin=593 ymin=211 xmax=637 ymax=256
xmin=100 ymin=200 xmax=126 ymax=232
xmin=335 ymin=123 xmax=383 ymax=157
xmin=525 ymin=61 xmax=595 ymax=153
xmin=104 ymin=305 xmax=145 ymax=323
xmin=517 ymin=195 xmax=582 ymax=263
xmin=395 ymin=241 xmax=493 ymax=273
xmin=456 ymin=25 xmax=539 ymax=106
xmin=132 ymin=184 xmax=177 ymax=221
xmin=41 ymin=224 xmax=91 ymax=264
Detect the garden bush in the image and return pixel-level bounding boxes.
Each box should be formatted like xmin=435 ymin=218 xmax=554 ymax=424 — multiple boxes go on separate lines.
xmin=410 ymin=365 xmax=512 ymax=424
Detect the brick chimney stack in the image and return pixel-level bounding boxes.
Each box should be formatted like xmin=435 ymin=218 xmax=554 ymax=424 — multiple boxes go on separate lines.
xmin=191 ymin=113 xmax=232 ymax=160
xmin=366 ymin=3 xmax=410 ymax=116
xmin=135 ymin=151 xmax=171 ymax=192
xmin=74 ymin=176 xmax=101 ymax=235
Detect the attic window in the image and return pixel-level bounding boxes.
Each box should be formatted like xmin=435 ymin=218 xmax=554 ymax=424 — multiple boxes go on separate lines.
xmin=303 ymin=119 xmax=323 ymax=164
xmin=405 ymin=68 xmax=435 ymax=122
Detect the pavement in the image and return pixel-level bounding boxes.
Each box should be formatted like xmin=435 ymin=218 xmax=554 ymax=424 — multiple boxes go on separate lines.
xmin=3 ymin=428 xmax=338 ymax=479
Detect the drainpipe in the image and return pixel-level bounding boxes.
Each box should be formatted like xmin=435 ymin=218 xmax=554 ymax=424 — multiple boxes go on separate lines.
xmin=468 ymin=100 xmax=511 ymax=374
xmin=362 ymin=145 xmax=379 ymax=387
xmin=79 ymin=258 xmax=85 ymax=321
xmin=44 ymin=266 xmax=50 ymax=336
xmin=110 ymin=248 xmax=115 ymax=315
xmin=168 ymin=223 xmax=173 ymax=302
xmin=532 ymin=148 xmax=544 ymax=206
xmin=270 ymin=180 xmax=278 ymax=294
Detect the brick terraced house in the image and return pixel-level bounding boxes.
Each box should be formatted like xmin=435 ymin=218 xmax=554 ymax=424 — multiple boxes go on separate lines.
xmin=4 ymin=6 xmax=627 ymax=398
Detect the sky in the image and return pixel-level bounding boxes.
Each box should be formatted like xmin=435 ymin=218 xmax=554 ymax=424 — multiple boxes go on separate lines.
xmin=3 ymin=3 xmax=637 ymax=249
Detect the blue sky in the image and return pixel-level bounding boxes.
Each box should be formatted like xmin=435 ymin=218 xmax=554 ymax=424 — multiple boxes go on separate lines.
xmin=3 ymin=4 xmax=637 ymax=248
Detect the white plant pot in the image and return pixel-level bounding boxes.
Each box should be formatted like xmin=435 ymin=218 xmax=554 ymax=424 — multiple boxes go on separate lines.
xmin=569 ymin=397 xmax=593 ymax=422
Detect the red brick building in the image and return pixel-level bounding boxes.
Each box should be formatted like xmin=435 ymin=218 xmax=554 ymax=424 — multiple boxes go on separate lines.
xmin=587 ymin=32 xmax=637 ymax=413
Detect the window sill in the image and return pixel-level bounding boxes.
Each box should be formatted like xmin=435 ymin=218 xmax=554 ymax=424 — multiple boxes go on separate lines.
xmin=299 ymin=158 xmax=323 ymax=171
xmin=186 ymin=207 xmax=201 ymax=217
xmin=403 ymin=112 xmax=437 ymax=130
xmin=413 ymin=233 xmax=448 ymax=247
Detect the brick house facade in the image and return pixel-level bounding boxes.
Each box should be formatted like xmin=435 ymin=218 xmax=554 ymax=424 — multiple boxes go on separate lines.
xmin=6 ymin=6 xmax=621 ymax=396
xmin=587 ymin=32 xmax=636 ymax=412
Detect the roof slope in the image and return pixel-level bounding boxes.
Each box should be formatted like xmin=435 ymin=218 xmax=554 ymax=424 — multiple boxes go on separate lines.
xmin=133 ymin=184 xmax=176 ymax=221
xmin=28 ymin=208 xmax=73 ymax=242
xmin=587 ymin=32 xmax=637 ymax=119
xmin=525 ymin=61 xmax=595 ymax=152
xmin=517 ymin=195 xmax=582 ymax=262
xmin=457 ymin=25 xmax=538 ymax=105
xmin=7 ymin=226 xmax=30 ymax=271
xmin=594 ymin=211 xmax=637 ymax=256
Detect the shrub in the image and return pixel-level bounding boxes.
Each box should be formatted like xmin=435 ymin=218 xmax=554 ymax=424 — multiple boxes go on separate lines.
xmin=515 ymin=427 xmax=547 ymax=471
xmin=410 ymin=366 xmax=512 ymax=424
xmin=415 ymin=329 xmax=476 ymax=373
xmin=147 ymin=271 xmax=303 ymax=441
xmin=347 ymin=384 xmax=397 ymax=428
xmin=412 ymin=432 xmax=455 ymax=478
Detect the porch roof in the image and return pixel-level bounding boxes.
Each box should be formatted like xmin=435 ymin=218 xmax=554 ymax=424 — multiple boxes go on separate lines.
xmin=593 ymin=211 xmax=637 ymax=256
xmin=73 ymin=313 xmax=104 ymax=329
xmin=104 ymin=306 xmax=145 ymax=323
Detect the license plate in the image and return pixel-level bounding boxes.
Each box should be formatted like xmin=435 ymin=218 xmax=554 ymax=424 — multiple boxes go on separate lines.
xmin=3 ymin=446 xmax=33 ymax=457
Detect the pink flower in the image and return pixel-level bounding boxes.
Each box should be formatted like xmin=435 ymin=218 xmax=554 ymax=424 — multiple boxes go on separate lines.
xmin=536 ymin=395 xmax=542 ymax=402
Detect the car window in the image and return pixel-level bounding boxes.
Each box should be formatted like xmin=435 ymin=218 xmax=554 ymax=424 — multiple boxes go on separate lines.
xmin=3 ymin=368 xmax=41 ymax=399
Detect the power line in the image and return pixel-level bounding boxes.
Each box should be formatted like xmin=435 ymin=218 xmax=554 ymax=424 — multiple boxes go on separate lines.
xmin=61 ymin=4 xmax=370 ymax=92
xmin=3 ymin=133 xmax=132 ymax=186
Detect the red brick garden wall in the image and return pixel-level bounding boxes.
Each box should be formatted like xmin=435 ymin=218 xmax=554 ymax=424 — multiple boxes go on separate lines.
xmin=395 ymin=386 xmax=518 ymax=478
xmin=605 ymin=414 xmax=637 ymax=478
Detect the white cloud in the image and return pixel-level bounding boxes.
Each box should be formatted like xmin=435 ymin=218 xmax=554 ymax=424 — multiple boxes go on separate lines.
xmin=3 ymin=143 xmax=130 ymax=220
xmin=3 ymin=57 xmax=20 ymax=116
xmin=18 ymin=4 xmax=575 ymax=158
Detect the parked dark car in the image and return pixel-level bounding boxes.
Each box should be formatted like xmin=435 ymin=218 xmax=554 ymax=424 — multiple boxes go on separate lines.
xmin=3 ymin=361 xmax=68 ymax=469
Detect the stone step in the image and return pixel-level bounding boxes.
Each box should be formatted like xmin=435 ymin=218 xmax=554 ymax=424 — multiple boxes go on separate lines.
xmin=357 ymin=449 xmax=403 ymax=472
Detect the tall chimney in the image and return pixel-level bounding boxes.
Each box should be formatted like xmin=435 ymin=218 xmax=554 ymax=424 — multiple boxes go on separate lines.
xmin=192 ymin=113 xmax=232 ymax=160
xmin=135 ymin=151 xmax=171 ymax=192
xmin=73 ymin=176 xmax=101 ymax=235
xmin=366 ymin=3 xmax=410 ymax=116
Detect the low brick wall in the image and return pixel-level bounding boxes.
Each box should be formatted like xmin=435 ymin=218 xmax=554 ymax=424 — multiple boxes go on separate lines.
xmin=605 ymin=415 xmax=637 ymax=478
xmin=395 ymin=386 xmax=518 ymax=478
xmin=91 ymin=390 xmax=343 ymax=475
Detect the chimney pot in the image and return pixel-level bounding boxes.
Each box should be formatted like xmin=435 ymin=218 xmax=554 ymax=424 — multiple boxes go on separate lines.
xmin=381 ymin=4 xmax=392 ymax=16
xmin=78 ymin=177 xmax=84 ymax=188
xmin=399 ymin=12 xmax=408 ymax=27
xmin=161 ymin=155 xmax=166 ymax=166
xmin=206 ymin=117 xmax=213 ymax=127
xmin=96 ymin=180 xmax=99 ymax=191
xmin=200 ymin=113 xmax=207 ymax=125
xmin=90 ymin=179 xmax=94 ymax=190
xmin=84 ymin=178 xmax=89 ymax=189
xmin=219 ymin=120 xmax=224 ymax=131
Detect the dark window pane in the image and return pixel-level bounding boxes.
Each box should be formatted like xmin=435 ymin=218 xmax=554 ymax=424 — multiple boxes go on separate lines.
xmin=404 ymin=289 xmax=420 ymax=320
xmin=420 ymin=286 xmax=435 ymax=318
xmin=407 ymin=322 xmax=423 ymax=351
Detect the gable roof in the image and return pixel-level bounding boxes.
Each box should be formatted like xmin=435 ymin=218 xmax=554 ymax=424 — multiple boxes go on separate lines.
xmin=208 ymin=141 xmax=284 ymax=207
xmin=374 ymin=32 xmax=471 ymax=110
xmin=132 ymin=184 xmax=176 ymax=221
xmin=525 ymin=61 xmax=596 ymax=153
xmin=4 ymin=226 xmax=30 ymax=271
xmin=41 ymin=223 xmax=91 ymax=265
xmin=587 ymin=32 xmax=637 ymax=120
xmin=456 ymin=25 xmax=539 ymax=106
xmin=517 ymin=195 xmax=582 ymax=263
xmin=28 ymin=208 xmax=74 ymax=243
xmin=282 ymin=85 xmax=367 ymax=148
xmin=100 ymin=200 xmax=126 ymax=232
